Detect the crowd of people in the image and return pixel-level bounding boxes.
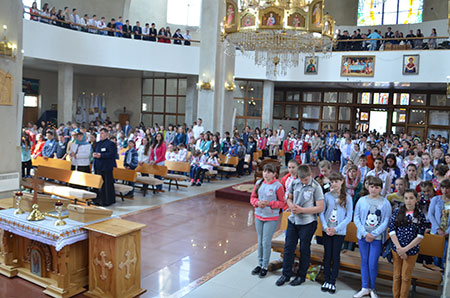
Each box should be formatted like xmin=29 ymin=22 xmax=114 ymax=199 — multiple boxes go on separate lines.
xmin=250 ymin=128 xmax=450 ymax=298
xmin=335 ymin=27 xmax=440 ymax=51
xmin=21 ymin=116 xmax=450 ymax=296
xmin=26 ymin=2 xmax=193 ymax=45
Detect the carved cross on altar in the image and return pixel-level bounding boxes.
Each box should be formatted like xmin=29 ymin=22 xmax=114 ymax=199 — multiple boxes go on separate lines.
xmin=118 ymin=250 xmax=136 ymax=280
xmin=94 ymin=251 xmax=113 ymax=280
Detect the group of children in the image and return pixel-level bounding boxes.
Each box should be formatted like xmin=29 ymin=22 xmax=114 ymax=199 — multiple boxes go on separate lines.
xmin=250 ymin=158 xmax=450 ymax=298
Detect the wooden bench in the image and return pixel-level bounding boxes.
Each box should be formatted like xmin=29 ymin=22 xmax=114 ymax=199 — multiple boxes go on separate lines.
xmin=254 ymin=159 xmax=281 ymax=182
xmin=134 ymin=163 xmax=166 ymax=195
xmin=113 ymin=167 xmax=137 ymax=201
xmin=218 ymin=155 xmax=239 ymax=179
xmin=164 ymin=161 xmax=190 ymax=191
xmin=31 ymin=156 xmax=72 ymax=171
xmin=271 ymin=212 xmax=444 ymax=293
xmin=22 ymin=166 xmax=103 ymax=204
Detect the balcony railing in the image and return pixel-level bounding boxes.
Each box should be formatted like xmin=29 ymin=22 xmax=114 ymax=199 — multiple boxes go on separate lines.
xmin=23 ymin=9 xmax=200 ymax=46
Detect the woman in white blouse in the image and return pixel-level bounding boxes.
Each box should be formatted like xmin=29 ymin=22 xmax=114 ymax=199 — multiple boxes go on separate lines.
xmin=70 ymin=131 xmax=91 ymax=173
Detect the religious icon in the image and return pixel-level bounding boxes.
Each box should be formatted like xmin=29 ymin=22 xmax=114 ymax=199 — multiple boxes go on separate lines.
xmin=241 ymin=14 xmax=255 ymax=27
xmin=30 ymin=249 xmax=42 ymax=277
xmin=403 ymin=55 xmax=419 ymax=75
xmin=341 ymin=56 xmax=375 ymax=77
xmin=226 ymin=5 xmax=234 ymax=27
xmin=360 ymin=112 xmax=369 ymax=121
xmin=304 ymin=57 xmax=318 ymax=75
xmin=312 ymin=3 xmax=322 ymax=27
xmin=266 ymin=13 xmax=276 ymax=26
xmin=288 ymin=12 xmax=305 ymax=28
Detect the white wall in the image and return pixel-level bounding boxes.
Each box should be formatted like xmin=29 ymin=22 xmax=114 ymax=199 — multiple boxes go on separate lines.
xmin=23 ymin=20 xmax=200 ymax=75
xmin=0 ymin=0 xmax=23 ymax=197
xmin=43 ymin=0 xmax=127 ymax=21
xmin=73 ymin=75 xmax=142 ymax=126
xmin=235 ymin=49 xmax=450 ymax=83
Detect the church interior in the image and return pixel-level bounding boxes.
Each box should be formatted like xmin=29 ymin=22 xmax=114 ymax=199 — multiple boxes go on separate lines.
xmin=1 ymin=0 xmax=450 ymax=297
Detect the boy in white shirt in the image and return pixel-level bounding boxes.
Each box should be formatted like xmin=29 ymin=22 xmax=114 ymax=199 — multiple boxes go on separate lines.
xmin=366 ymin=157 xmax=392 ymax=197
xmin=176 ymin=143 xmax=188 ymax=162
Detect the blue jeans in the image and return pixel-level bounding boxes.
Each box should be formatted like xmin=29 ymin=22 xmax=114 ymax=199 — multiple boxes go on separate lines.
xmin=339 ymin=155 xmax=348 ymax=172
xmin=326 ymin=148 xmax=335 ymax=162
xmin=189 ymin=165 xmax=199 ymax=179
xmin=255 ymin=218 xmax=278 ymax=269
xmin=282 ymin=220 xmax=317 ymax=279
xmin=358 ymin=238 xmax=382 ymax=289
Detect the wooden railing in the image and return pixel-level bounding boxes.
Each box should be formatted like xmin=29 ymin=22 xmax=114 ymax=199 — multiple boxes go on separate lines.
xmin=23 ymin=8 xmax=200 ymax=45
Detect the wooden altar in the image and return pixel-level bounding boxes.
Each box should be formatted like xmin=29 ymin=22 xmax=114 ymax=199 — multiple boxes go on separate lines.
xmin=0 ymin=202 xmax=146 ymax=298
xmin=0 ymin=225 xmax=89 ymax=298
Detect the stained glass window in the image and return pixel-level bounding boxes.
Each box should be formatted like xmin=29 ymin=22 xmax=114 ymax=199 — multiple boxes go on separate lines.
xmin=357 ymin=0 xmax=423 ymax=26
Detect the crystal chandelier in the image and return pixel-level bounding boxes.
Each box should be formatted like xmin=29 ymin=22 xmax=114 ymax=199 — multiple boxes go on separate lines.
xmin=221 ymin=0 xmax=335 ymax=78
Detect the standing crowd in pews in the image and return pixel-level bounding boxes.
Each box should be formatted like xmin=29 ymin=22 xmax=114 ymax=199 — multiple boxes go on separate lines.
xmin=250 ymin=129 xmax=450 ymax=298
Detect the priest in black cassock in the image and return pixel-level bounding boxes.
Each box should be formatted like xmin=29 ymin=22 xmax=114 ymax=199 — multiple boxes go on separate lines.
xmin=93 ymin=128 xmax=117 ymax=206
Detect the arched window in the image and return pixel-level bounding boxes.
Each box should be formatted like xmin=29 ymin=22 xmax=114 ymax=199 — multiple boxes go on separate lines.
xmin=167 ymin=0 xmax=202 ymax=27
xmin=357 ymin=0 xmax=423 ymax=26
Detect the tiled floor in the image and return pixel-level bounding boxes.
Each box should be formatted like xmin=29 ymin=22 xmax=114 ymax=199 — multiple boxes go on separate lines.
xmin=183 ymin=250 xmax=441 ymax=298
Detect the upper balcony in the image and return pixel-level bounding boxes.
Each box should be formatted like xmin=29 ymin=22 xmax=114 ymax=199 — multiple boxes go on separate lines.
xmin=23 ymin=18 xmax=450 ymax=83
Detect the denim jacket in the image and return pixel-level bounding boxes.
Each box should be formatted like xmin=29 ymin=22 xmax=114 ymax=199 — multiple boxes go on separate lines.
xmin=428 ymin=195 xmax=450 ymax=234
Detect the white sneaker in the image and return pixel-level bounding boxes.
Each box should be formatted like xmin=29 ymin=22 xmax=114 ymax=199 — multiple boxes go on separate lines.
xmin=353 ymin=288 xmax=370 ymax=298
xmin=370 ymin=290 xmax=379 ymax=298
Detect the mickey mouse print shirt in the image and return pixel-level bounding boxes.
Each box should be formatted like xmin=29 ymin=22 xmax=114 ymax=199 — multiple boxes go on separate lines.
xmin=364 ymin=196 xmax=386 ymax=240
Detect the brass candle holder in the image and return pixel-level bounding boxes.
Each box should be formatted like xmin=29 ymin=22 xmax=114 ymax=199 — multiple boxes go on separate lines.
xmin=14 ymin=191 xmax=24 ymax=215
xmin=54 ymin=200 xmax=66 ymax=226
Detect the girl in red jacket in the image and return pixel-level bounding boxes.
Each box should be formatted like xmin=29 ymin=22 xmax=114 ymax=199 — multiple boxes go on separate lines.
xmin=283 ymin=135 xmax=294 ymax=167
xmin=250 ymin=163 xmax=285 ymax=278
xmin=149 ymin=133 xmax=167 ymax=190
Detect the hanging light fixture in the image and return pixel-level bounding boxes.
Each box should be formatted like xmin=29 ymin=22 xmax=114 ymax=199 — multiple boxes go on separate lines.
xmin=221 ymin=0 xmax=334 ymax=78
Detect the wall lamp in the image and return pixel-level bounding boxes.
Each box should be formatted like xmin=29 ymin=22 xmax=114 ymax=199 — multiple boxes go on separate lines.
xmin=0 ymin=25 xmax=17 ymax=60
xmin=224 ymin=81 xmax=235 ymax=92
xmin=197 ymin=73 xmax=214 ymax=91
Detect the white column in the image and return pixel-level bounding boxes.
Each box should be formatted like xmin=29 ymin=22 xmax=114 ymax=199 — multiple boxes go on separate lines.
xmin=197 ymin=0 xmax=235 ymax=134
xmin=262 ymin=80 xmax=275 ymax=129
xmin=185 ymin=75 xmax=198 ymax=126
xmin=57 ymin=63 xmax=73 ymax=124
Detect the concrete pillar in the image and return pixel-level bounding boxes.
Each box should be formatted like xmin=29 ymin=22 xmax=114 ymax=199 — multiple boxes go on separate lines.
xmin=185 ymin=75 xmax=198 ymax=126
xmin=57 ymin=63 xmax=73 ymax=124
xmin=197 ymin=0 xmax=235 ymax=134
xmin=0 ymin=0 xmax=23 ymax=197
xmin=262 ymin=80 xmax=275 ymax=129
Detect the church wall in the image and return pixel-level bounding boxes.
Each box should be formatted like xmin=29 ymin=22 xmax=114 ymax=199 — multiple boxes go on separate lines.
xmin=0 ymin=0 xmax=23 ymax=197
xmin=23 ymin=20 xmax=200 ymax=76
xmin=73 ymin=75 xmax=142 ymax=127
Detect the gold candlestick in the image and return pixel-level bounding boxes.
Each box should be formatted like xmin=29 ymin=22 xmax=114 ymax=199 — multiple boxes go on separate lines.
xmin=14 ymin=191 xmax=24 ymax=215
xmin=54 ymin=201 xmax=66 ymax=226
xmin=27 ymin=204 xmax=45 ymax=221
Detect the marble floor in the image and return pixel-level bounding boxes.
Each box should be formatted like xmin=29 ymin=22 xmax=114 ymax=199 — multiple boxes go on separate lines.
xmin=182 ymin=245 xmax=442 ymax=298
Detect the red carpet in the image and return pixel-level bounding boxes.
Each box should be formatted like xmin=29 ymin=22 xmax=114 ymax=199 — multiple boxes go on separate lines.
xmin=215 ymin=182 xmax=254 ymax=202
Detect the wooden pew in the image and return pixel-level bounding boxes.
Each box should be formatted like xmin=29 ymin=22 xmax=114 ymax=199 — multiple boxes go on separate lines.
xmin=31 ymin=156 xmax=72 ymax=171
xmin=134 ymin=163 xmax=166 ymax=195
xmin=164 ymin=161 xmax=190 ymax=191
xmin=22 ymin=166 xmax=103 ymax=204
xmin=113 ymin=167 xmax=137 ymax=201
xmin=271 ymin=212 xmax=443 ymax=292
xmin=217 ymin=155 xmax=239 ymax=179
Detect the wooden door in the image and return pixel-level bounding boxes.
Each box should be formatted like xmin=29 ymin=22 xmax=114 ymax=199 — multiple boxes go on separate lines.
xmin=119 ymin=114 xmax=129 ymax=127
